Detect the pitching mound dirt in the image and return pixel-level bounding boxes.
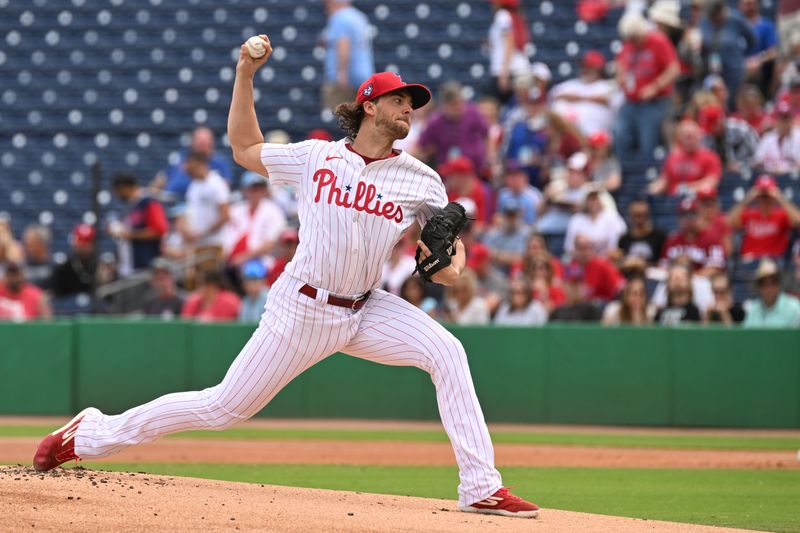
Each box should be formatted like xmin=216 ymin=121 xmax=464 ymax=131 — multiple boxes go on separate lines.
xmin=1 ymin=466 xmax=756 ymax=532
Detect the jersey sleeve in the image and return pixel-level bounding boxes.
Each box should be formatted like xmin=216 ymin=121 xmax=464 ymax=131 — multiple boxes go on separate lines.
xmin=417 ymin=174 xmax=449 ymax=226
xmin=260 ymin=140 xmax=316 ymax=188
xmin=145 ymin=200 xmax=169 ymax=236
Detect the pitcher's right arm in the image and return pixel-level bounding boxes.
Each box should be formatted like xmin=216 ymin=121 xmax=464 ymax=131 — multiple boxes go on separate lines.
xmin=228 ymin=35 xmax=272 ymax=174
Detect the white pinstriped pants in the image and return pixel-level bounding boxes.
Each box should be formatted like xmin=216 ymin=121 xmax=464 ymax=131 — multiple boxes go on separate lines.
xmin=74 ymin=276 xmax=503 ymax=505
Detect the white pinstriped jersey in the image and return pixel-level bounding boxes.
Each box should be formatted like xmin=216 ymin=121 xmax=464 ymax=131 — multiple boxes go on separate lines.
xmin=260 ymin=138 xmax=448 ymax=296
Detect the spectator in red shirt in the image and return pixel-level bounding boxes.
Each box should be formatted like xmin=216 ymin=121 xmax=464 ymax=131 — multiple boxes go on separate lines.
xmin=649 ymin=120 xmax=722 ymax=195
xmin=614 ymin=11 xmax=681 ymax=162
xmin=696 ymin=187 xmax=733 ymax=256
xmin=566 ymin=233 xmax=625 ymax=302
xmin=0 ymin=262 xmax=51 ymax=321
xmin=181 ymin=269 xmax=240 ymax=322
xmin=726 ymin=175 xmax=800 ymax=261
xmin=110 ymin=172 xmax=169 ymax=274
xmin=662 ymin=198 xmax=727 ymax=275
xmin=438 ymin=156 xmax=490 ymax=227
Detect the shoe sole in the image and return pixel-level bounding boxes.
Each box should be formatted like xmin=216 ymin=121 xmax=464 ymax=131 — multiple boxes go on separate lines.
xmin=459 ymin=506 xmax=540 ymax=518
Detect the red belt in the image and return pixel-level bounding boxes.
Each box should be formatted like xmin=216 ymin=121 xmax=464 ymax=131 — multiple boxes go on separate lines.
xmin=299 ymin=284 xmax=371 ymax=311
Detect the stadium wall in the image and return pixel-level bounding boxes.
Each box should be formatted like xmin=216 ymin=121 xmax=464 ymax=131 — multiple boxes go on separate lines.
xmin=1 ymin=320 xmax=798 ymax=428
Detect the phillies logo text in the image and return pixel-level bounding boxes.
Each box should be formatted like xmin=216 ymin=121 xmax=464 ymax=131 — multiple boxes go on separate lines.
xmin=313 ymin=169 xmax=403 ymax=223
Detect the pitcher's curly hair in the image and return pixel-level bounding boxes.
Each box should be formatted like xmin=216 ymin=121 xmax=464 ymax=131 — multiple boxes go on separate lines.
xmin=333 ymin=101 xmax=366 ymax=138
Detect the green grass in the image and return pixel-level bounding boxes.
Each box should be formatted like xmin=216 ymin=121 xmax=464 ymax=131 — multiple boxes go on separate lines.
xmin=4 ymin=425 xmax=799 ymax=450
xmin=76 ymin=463 xmax=800 ymax=533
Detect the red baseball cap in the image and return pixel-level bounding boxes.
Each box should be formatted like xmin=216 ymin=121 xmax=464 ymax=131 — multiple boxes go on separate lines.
xmin=72 ymin=223 xmax=96 ymax=245
xmin=438 ymin=156 xmax=475 ymax=177
xmin=467 ymin=242 xmax=491 ymax=270
xmin=582 ymin=50 xmax=606 ymax=70
xmin=588 ymin=130 xmax=611 ymax=148
xmin=280 ymin=227 xmax=300 ymax=243
xmin=774 ymin=100 xmax=792 ymax=117
xmin=491 ymin=0 xmax=520 ymax=8
xmin=697 ymin=104 xmax=725 ymax=133
xmin=754 ymin=174 xmax=778 ymax=192
xmin=307 ymin=128 xmax=333 ymax=141
xmin=678 ymin=198 xmax=698 ymax=214
xmin=356 ymin=72 xmax=431 ymax=110
xmin=696 ymin=186 xmax=718 ymax=201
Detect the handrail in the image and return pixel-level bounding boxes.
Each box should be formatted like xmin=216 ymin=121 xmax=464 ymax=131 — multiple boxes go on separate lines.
xmin=94 ymin=249 xmax=220 ymax=298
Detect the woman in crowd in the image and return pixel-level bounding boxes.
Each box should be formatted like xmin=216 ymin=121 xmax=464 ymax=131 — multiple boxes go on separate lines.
xmin=564 ymin=187 xmax=627 ymax=258
xmin=399 ymin=275 xmax=439 ymax=318
xmin=705 ymin=272 xmax=745 ymax=325
xmin=443 ymin=269 xmax=490 ymax=325
xmin=493 ymin=277 xmax=548 ymax=326
xmin=602 ymin=275 xmax=653 ymax=326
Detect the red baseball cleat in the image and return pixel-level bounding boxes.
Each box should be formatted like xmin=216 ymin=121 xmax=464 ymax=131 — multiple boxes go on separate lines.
xmin=32 ymin=408 xmax=91 ymax=472
xmin=460 ymin=487 xmax=540 ymax=518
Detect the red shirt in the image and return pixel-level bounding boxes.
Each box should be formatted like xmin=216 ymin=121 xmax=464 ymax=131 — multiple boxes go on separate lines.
xmin=700 ymin=212 xmax=731 ymax=238
xmin=266 ymin=256 xmax=289 ymax=287
xmin=446 ymin=177 xmax=490 ymax=223
xmin=568 ymin=257 xmax=625 ymax=301
xmin=662 ymin=147 xmax=722 ymax=195
xmin=740 ymin=206 xmax=792 ymax=258
xmin=533 ymin=284 xmax=566 ymax=308
xmin=662 ymin=230 xmax=726 ymax=270
xmin=0 ymin=282 xmax=45 ymax=319
xmin=181 ymin=290 xmax=241 ymax=322
xmin=617 ymin=30 xmax=678 ymax=101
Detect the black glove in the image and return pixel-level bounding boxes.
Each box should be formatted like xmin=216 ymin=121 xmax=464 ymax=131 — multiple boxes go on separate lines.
xmin=414 ymin=202 xmax=469 ymax=282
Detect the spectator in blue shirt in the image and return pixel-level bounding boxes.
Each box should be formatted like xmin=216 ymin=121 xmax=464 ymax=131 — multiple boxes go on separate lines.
xmin=505 ymin=98 xmax=549 ymax=189
xmin=495 ymin=161 xmax=543 ymax=226
xmin=321 ymin=0 xmax=374 ymax=110
xmin=739 ymin=0 xmax=778 ymax=94
xmin=238 ymin=260 xmax=269 ymax=323
xmin=151 ymin=126 xmax=233 ymax=201
xmin=700 ymin=0 xmax=756 ymax=110
xmin=482 ymin=198 xmax=531 ymax=273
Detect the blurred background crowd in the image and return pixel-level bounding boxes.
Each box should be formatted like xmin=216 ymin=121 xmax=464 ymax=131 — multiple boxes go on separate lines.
xmin=1 ymin=0 xmax=799 ymax=327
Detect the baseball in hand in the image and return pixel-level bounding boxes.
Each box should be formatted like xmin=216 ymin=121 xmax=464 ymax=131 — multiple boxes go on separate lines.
xmin=246 ymin=36 xmax=267 ymax=59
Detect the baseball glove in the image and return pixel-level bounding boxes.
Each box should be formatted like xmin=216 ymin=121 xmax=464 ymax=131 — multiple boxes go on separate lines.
xmin=414 ymin=201 xmax=469 ymax=282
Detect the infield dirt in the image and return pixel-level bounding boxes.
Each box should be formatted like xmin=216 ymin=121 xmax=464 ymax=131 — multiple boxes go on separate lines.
xmin=0 ymin=465 xmax=759 ymax=532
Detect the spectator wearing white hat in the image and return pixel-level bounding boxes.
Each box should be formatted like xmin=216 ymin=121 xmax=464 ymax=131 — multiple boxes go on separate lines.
xmin=615 ymin=10 xmax=681 ymax=162
xmin=743 ymin=259 xmax=800 ymax=327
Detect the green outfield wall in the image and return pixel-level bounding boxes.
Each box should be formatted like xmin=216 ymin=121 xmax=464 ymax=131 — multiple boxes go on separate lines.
xmin=1 ymin=320 xmax=798 ymax=428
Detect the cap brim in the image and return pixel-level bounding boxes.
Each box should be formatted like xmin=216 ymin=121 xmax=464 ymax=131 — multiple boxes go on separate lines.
xmin=385 ymin=84 xmax=431 ymax=109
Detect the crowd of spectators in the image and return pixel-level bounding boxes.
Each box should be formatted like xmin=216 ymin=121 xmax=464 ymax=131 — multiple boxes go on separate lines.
xmin=1 ymin=0 xmax=799 ymax=328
